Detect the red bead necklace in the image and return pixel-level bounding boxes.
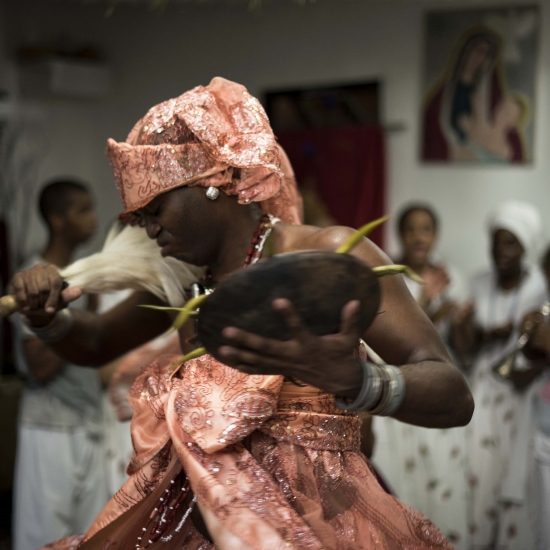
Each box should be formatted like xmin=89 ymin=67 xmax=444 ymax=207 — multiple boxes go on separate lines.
xmin=243 ymin=214 xmax=273 ymax=267
xmin=202 ymin=214 xmax=276 ymax=288
xmin=150 ymin=217 xmax=278 ymax=545
xmin=135 ymin=470 xmax=195 ymax=549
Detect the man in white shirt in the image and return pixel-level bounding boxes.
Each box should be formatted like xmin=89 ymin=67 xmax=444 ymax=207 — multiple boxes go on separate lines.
xmin=10 ymin=179 xmax=107 ymax=550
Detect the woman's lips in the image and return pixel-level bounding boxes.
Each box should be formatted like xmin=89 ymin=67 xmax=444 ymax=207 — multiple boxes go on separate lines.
xmin=157 ymin=239 xmax=170 ymax=256
xmin=412 ymin=247 xmax=428 ymax=258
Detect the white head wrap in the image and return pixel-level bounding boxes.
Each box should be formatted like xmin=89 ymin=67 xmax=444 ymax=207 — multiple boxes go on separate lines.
xmin=488 ymin=200 xmax=542 ymax=257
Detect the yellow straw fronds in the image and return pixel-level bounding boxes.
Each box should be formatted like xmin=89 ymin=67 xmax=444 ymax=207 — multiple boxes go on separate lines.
xmin=335 ymin=216 xmax=390 ymax=254
xmin=372 ymin=265 xmax=424 ymax=284
xmin=171 ymin=294 xmax=209 ymax=330
xmin=139 ymin=305 xmax=197 ymax=314
xmin=169 ymin=346 xmax=207 ymax=378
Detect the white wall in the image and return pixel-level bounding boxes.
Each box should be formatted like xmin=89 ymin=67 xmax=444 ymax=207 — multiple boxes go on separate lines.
xmin=5 ymin=0 xmax=550 ymax=278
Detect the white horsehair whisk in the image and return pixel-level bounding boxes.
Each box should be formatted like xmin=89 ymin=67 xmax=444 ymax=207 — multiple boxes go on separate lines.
xmin=0 ymin=224 xmax=204 ymax=316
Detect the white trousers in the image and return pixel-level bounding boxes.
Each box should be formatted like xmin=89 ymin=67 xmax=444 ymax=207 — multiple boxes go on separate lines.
xmin=13 ymin=424 xmax=109 ymax=550
xmin=534 ymin=431 xmax=550 ymax=550
xmin=101 ymin=393 xmax=134 ymax=497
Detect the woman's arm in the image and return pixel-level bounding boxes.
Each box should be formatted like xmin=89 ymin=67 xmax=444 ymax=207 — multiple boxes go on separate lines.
xmin=10 ymin=264 xmax=171 ymax=366
xmin=340 ymin=227 xmax=474 ymax=428
xmin=219 ymin=226 xmax=474 ymax=429
xmin=49 ymin=292 xmax=171 ymax=366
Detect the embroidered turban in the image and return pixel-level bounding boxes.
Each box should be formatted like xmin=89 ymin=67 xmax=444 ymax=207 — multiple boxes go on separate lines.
xmin=106 ymin=77 xmax=302 ymax=225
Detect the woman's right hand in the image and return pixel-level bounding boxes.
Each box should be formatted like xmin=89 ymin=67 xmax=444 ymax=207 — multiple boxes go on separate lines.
xmin=450 ymin=302 xmax=478 ymax=357
xmin=10 ymin=264 xmax=82 ymax=326
xmin=422 ymin=266 xmax=450 ymax=303
xmin=520 ymin=310 xmax=550 ymax=360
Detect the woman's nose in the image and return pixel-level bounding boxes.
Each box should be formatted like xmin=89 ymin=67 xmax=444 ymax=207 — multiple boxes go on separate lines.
xmin=144 ymin=218 xmax=162 ymax=240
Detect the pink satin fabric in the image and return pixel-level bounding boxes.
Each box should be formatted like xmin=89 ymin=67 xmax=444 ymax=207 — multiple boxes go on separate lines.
xmin=106 ymin=77 xmax=302 ymax=225
xmin=108 ymin=333 xmax=182 ymax=422
xmin=45 ymin=354 xmax=453 ymax=550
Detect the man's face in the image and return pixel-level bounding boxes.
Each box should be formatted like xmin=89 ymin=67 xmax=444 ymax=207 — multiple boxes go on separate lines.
xmin=63 ymin=190 xmax=97 ymax=244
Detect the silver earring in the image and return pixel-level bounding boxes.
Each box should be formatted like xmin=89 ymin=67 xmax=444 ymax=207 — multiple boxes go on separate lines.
xmin=206 ymin=187 xmax=219 ymax=201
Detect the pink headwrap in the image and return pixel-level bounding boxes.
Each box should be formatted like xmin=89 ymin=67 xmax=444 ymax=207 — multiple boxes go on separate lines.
xmin=106 ymin=77 xmax=302 ymax=225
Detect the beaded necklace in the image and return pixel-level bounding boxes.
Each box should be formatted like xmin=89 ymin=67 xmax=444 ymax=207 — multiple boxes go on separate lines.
xmin=201 ymin=213 xmax=279 ymax=290
xmin=135 ymin=470 xmax=195 ymax=548
xmin=244 ymin=213 xmax=278 ymax=267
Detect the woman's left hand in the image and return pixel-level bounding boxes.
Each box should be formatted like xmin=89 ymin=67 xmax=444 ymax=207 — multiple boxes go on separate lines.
xmin=218 ymin=298 xmax=364 ymax=398
xmin=425 ymin=266 xmax=450 ymax=297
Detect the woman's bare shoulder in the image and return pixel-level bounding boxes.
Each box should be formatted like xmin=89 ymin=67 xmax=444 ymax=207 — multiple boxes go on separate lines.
xmin=275 ymin=224 xmax=387 ymax=266
xmin=274 ymin=223 xmax=352 ymax=252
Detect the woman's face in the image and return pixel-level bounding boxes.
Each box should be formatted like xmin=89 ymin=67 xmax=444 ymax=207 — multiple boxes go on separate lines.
xmin=139 ymin=186 xmax=216 ymax=266
xmin=491 ymin=229 xmax=524 ymax=277
xmin=462 ymin=40 xmax=491 ymax=79
xmin=399 ymin=210 xmax=437 ymax=266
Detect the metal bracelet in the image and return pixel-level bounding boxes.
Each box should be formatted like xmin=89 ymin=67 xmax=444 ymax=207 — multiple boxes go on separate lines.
xmin=334 ymin=358 xmax=383 ymax=412
xmin=334 ymin=359 xmax=405 ymax=416
xmin=369 ymin=364 xmax=405 ymax=416
xmin=368 ymin=364 xmax=390 ymax=414
xmin=22 ymin=309 xmax=73 ymax=343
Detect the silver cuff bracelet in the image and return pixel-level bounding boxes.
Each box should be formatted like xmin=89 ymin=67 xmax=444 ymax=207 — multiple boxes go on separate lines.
xmin=335 ymin=358 xmax=405 ymax=416
xmin=23 ymin=309 xmax=74 ymax=343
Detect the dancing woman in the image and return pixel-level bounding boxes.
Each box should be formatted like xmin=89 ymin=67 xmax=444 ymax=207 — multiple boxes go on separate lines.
xmin=13 ymin=77 xmax=473 ymax=549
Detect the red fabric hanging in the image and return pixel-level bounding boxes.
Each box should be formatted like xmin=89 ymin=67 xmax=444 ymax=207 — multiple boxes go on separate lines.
xmin=277 ymin=126 xmax=386 ymax=247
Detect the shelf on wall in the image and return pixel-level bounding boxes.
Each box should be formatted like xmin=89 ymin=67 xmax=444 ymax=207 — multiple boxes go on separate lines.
xmin=18 ymin=57 xmax=111 ymax=100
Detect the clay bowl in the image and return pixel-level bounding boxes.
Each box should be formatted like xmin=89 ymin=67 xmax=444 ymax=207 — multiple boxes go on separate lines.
xmin=197 ymin=251 xmax=381 ymax=360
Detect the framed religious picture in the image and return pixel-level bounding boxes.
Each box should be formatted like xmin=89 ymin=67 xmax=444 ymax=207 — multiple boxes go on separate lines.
xmin=421 ymin=5 xmax=539 ymax=164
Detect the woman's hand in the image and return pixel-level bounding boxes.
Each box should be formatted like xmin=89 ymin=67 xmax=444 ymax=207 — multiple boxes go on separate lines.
xmin=452 ymin=302 xmax=475 ymax=327
xmin=218 ymin=298 xmax=364 ymax=398
xmin=421 ymin=265 xmax=450 ymax=303
xmin=219 ymin=225 xmax=473 ymax=428
xmin=450 ymin=302 xmax=478 ymax=356
xmin=510 ymin=360 xmax=547 ymax=392
xmin=519 ymin=310 xmax=550 ymax=361
xmin=481 ymin=322 xmax=514 ymax=344
xmin=10 ymin=264 xmax=82 ymax=326
xmin=529 ymin=323 xmax=550 ymax=356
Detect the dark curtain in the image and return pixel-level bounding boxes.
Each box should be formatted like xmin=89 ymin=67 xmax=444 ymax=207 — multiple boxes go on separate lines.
xmin=277 ymin=126 xmax=386 ymax=247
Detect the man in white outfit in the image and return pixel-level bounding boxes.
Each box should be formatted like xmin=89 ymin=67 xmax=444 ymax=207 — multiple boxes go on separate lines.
xmin=10 ymin=179 xmax=108 ymax=550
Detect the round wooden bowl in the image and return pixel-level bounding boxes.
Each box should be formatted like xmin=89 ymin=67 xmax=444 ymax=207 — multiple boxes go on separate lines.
xmin=197 ymin=251 xmax=381 ymax=360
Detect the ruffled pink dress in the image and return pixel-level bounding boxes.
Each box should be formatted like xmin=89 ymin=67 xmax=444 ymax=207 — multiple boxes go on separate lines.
xmin=44 ymin=354 xmax=453 ymax=550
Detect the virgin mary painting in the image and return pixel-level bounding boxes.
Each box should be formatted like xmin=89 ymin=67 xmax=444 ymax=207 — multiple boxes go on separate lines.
xmin=422 ymin=13 xmax=536 ymax=164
